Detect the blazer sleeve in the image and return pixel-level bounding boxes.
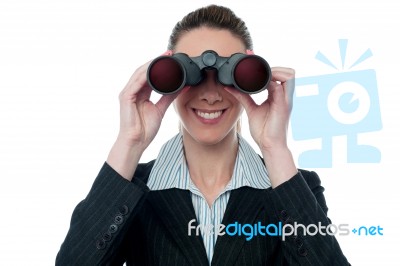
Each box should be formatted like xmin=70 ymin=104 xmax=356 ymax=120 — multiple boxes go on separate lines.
xmin=267 ymin=170 xmax=350 ymax=266
xmin=55 ymin=162 xmax=150 ymax=266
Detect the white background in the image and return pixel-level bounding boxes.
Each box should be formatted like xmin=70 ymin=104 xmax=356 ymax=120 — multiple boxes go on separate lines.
xmin=1 ymin=0 xmax=399 ymax=265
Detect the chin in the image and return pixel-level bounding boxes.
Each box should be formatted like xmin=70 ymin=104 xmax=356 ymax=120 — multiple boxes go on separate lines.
xmin=183 ymin=127 xmax=234 ymax=146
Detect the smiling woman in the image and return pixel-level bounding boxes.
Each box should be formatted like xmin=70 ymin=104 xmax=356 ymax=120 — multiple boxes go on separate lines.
xmin=56 ymin=4 xmax=350 ymax=266
xmin=173 ymin=28 xmax=245 ymax=146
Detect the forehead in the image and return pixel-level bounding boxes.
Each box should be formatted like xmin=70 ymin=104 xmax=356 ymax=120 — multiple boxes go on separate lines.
xmin=174 ymin=27 xmax=246 ymax=57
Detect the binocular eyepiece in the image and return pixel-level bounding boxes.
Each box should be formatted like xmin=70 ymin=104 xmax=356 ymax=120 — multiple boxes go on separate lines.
xmin=147 ymin=50 xmax=271 ymax=94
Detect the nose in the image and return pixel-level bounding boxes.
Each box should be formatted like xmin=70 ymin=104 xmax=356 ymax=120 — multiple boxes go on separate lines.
xmin=198 ymin=70 xmax=223 ymax=105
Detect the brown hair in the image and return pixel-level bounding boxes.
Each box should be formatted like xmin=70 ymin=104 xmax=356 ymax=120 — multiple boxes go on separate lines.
xmin=168 ymin=5 xmax=253 ymax=51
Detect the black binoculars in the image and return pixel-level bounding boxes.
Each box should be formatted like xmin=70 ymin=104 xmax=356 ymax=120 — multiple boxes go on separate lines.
xmin=147 ymin=50 xmax=271 ymax=94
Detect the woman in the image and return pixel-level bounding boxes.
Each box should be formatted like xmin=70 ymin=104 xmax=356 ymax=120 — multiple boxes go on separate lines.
xmin=56 ymin=5 xmax=350 ymax=266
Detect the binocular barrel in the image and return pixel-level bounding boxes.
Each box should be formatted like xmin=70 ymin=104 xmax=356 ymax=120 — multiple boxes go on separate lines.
xmin=147 ymin=50 xmax=271 ymax=94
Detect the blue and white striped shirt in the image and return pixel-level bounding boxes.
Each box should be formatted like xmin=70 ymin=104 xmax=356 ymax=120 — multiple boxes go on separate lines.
xmin=147 ymin=133 xmax=271 ymax=264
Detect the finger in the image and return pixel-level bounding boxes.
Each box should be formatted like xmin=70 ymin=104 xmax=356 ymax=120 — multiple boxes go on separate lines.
xmin=133 ymin=51 xmax=173 ymax=100
xmin=246 ymin=49 xmax=255 ymax=55
xmin=284 ymin=78 xmax=295 ymax=110
xmin=224 ymin=87 xmax=257 ymax=114
xmin=265 ymin=81 xmax=276 ymax=102
xmin=271 ymin=67 xmax=295 ymax=82
xmin=134 ymin=51 xmax=172 ymax=101
xmin=162 ymin=50 xmax=173 ymax=56
xmin=132 ymin=51 xmax=171 ymax=88
xmin=270 ymin=67 xmax=295 ymax=108
xmin=155 ymin=86 xmax=190 ymax=117
xmin=120 ymin=60 xmax=152 ymax=99
xmin=155 ymin=95 xmax=175 ymax=117
xmin=136 ymin=85 xmax=153 ymax=103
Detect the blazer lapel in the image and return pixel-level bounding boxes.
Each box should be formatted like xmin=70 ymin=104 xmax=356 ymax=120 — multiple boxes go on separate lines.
xmin=147 ymin=189 xmax=209 ymax=266
xmin=211 ymin=187 xmax=266 ymax=266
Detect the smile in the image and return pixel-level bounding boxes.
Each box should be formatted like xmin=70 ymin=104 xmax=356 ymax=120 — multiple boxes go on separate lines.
xmin=194 ymin=109 xmax=225 ymax=120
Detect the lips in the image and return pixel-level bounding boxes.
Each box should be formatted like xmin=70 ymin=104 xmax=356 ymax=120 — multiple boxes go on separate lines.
xmin=196 ymin=110 xmax=223 ymax=119
xmin=192 ymin=108 xmax=227 ymax=123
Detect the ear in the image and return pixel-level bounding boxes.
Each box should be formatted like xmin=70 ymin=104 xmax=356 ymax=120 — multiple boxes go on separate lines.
xmin=246 ymin=49 xmax=255 ymax=55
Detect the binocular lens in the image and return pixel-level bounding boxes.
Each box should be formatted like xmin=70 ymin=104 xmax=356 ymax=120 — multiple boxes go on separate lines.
xmin=148 ymin=51 xmax=270 ymax=94
xmin=233 ymin=57 xmax=270 ymax=93
xmin=148 ymin=57 xmax=184 ymax=94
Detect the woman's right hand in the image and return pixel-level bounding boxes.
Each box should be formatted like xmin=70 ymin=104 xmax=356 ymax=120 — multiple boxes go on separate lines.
xmin=117 ymin=53 xmax=180 ymax=150
xmin=107 ymin=52 xmax=183 ymax=180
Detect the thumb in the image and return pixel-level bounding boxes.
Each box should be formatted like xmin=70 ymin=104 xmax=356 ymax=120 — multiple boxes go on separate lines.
xmin=155 ymin=86 xmax=189 ymax=117
xmin=224 ymin=87 xmax=256 ymax=115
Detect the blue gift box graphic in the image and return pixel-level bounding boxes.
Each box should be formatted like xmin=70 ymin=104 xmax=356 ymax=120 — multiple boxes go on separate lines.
xmin=291 ymin=39 xmax=382 ymax=168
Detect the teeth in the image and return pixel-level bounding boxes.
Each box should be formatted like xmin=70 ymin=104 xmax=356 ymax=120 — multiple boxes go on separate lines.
xmin=196 ymin=110 xmax=223 ymax=120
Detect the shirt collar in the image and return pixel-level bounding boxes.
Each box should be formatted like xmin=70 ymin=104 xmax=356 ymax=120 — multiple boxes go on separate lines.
xmin=147 ymin=133 xmax=270 ymax=191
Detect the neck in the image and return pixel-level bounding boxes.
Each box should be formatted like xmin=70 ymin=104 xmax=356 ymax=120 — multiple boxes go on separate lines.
xmin=182 ymin=129 xmax=238 ymax=205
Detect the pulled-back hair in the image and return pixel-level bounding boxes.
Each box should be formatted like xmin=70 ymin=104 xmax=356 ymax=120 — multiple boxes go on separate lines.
xmin=168 ymin=5 xmax=253 ymax=51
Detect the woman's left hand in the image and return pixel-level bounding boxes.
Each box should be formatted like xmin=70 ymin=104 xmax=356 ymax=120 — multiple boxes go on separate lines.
xmin=225 ymin=66 xmax=297 ymax=187
xmin=225 ymin=67 xmax=294 ymax=151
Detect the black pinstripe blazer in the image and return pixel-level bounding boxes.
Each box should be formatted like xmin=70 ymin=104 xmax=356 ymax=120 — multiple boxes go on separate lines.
xmin=56 ymin=160 xmax=350 ymax=266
